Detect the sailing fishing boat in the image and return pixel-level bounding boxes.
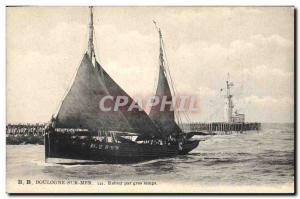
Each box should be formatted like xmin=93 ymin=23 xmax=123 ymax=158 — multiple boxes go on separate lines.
xmin=45 ymin=7 xmax=199 ymax=163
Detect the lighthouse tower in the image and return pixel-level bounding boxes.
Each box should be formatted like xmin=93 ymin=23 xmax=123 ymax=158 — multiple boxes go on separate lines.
xmin=223 ymin=74 xmax=245 ymax=123
xmin=223 ymin=74 xmax=234 ymax=123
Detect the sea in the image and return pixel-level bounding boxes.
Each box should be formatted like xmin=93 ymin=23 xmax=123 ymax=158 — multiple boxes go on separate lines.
xmin=6 ymin=123 xmax=294 ymax=187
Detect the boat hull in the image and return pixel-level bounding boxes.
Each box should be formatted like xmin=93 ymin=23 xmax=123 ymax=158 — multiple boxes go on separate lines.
xmin=45 ymin=132 xmax=199 ymax=164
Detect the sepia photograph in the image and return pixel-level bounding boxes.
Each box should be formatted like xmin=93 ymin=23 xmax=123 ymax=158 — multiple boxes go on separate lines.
xmin=6 ymin=6 xmax=295 ymax=194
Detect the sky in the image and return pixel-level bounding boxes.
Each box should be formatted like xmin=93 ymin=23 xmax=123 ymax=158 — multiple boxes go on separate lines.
xmin=6 ymin=6 xmax=294 ymax=123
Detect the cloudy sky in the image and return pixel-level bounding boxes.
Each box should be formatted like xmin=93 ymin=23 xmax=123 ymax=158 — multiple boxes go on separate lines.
xmin=6 ymin=6 xmax=294 ymax=123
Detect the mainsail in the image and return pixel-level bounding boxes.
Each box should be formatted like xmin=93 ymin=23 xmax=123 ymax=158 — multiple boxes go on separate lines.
xmin=95 ymin=61 xmax=161 ymax=138
xmin=55 ymin=7 xmax=161 ymax=138
xmin=149 ymin=25 xmax=182 ymax=137
xmin=56 ymin=53 xmax=133 ymax=132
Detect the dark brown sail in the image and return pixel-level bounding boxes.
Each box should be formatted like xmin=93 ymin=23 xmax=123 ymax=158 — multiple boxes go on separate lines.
xmin=149 ymin=27 xmax=182 ymax=137
xmin=95 ymin=61 xmax=162 ymax=138
xmin=55 ymin=53 xmax=134 ymax=132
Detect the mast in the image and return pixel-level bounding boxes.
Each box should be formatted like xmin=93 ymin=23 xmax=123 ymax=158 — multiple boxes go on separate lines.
xmin=159 ymin=29 xmax=164 ymax=73
xmin=153 ymin=21 xmax=166 ymax=76
xmin=87 ymin=6 xmax=95 ymax=59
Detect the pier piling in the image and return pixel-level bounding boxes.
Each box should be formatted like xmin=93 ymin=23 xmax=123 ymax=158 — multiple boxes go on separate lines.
xmin=183 ymin=122 xmax=261 ymax=134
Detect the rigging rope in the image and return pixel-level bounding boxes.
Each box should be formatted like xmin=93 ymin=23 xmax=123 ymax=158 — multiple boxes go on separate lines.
xmin=161 ymin=38 xmax=192 ymax=125
xmin=153 ymin=21 xmax=186 ymax=125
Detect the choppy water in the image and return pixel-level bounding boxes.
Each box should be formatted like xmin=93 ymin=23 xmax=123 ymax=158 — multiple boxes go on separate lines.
xmin=7 ymin=123 xmax=294 ymax=186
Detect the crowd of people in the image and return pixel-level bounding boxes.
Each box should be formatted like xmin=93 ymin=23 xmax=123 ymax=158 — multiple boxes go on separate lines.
xmin=6 ymin=123 xmax=46 ymax=137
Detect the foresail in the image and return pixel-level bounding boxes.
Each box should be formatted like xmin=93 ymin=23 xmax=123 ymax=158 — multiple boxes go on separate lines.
xmin=56 ymin=53 xmax=133 ymax=132
xmin=95 ymin=61 xmax=162 ymax=138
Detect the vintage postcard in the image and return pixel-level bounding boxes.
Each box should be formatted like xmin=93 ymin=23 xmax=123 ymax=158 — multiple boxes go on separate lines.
xmin=6 ymin=6 xmax=295 ymax=194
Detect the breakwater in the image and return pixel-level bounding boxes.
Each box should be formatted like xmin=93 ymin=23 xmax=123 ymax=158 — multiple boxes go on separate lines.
xmin=182 ymin=122 xmax=261 ymax=134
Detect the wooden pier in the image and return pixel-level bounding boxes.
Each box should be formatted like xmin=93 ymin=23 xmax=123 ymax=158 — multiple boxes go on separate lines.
xmin=182 ymin=122 xmax=261 ymax=134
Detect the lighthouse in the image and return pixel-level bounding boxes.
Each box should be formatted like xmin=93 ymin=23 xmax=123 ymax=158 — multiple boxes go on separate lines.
xmin=223 ymin=74 xmax=245 ymax=123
